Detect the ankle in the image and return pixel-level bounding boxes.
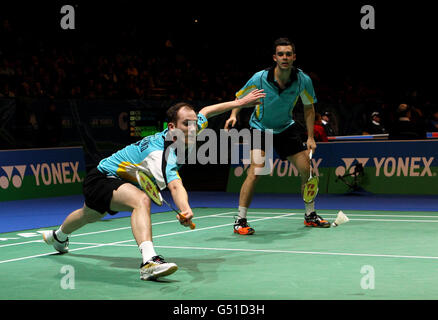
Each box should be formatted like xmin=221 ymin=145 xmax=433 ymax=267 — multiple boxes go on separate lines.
xmin=55 ymin=227 xmax=70 ymax=242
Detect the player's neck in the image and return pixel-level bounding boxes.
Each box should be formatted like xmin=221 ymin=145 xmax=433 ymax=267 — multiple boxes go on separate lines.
xmin=274 ymin=66 xmax=292 ymax=84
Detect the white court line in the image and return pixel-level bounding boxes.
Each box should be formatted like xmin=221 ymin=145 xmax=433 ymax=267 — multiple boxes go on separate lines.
xmin=65 ymin=242 xmax=438 ymax=261
xmin=0 ymin=239 xmax=43 ymax=249
xmin=1 ymin=210 xmax=437 ymax=264
xmin=328 ymin=218 xmax=438 ymax=223
xmin=69 ymin=210 xmax=237 ymax=238
xmin=0 ymin=211 xmax=237 ymax=249
xmin=2 ymin=210 xmax=437 ymax=249
xmin=2 ymin=209 xmax=437 ymax=249
xmin=0 ymin=212 xmax=295 ymax=264
xmin=151 ymin=212 xmax=296 ymax=239
xmin=207 ymin=216 xmax=438 ymax=223
xmin=238 ymin=212 xmax=438 ymax=218
xmin=321 ymin=213 xmax=438 ymax=218
xmin=0 ymin=239 xmax=136 ymax=264
xmin=153 ymin=245 xmax=438 ymax=260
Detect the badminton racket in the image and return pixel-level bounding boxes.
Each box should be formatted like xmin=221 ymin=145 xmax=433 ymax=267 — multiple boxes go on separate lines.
xmin=136 ymin=171 xmax=196 ymax=229
xmin=303 ymin=150 xmax=319 ymax=203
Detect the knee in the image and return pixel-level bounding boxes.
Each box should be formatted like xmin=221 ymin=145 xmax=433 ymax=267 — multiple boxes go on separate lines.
xmin=134 ymin=193 xmax=150 ymax=210
xmin=297 ymin=163 xmax=310 ymax=181
xmin=83 ymin=208 xmax=104 ymax=223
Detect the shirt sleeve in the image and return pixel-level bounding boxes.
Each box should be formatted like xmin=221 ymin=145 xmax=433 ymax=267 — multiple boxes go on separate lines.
xmin=300 ymin=74 xmax=318 ymax=105
xmin=161 ymin=150 xmax=181 ymax=188
xmin=235 ymin=74 xmax=259 ymax=99
xmin=197 ymin=112 xmax=208 ymax=135
xmin=144 ymin=149 xmax=180 ymax=190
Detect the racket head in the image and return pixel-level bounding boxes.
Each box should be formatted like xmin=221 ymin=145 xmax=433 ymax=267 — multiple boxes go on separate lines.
xmin=303 ymin=176 xmax=319 ymax=203
xmin=136 ymin=171 xmax=163 ymax=206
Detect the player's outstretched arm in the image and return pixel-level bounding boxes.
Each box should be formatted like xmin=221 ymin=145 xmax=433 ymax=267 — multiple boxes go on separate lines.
xmin=199 ymin=89 xmax=265 ymax=119
xmin=224 ymin=100 xmax=240 ymax=130
xmin=304 ymin=104 xmax=317 ymax=152
xmin=167 ymin=179 xmax=194 ymax=227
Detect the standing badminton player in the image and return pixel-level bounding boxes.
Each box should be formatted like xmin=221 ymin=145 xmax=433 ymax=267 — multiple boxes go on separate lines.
xmin=224 ymin=37 xmax=330 ymax=235
xmin=42 ymin=89 xmax=265 ymax=280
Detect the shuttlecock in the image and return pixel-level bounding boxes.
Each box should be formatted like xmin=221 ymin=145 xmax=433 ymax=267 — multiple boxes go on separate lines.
xmin=332 ymin=211 xmax=349 ymax=227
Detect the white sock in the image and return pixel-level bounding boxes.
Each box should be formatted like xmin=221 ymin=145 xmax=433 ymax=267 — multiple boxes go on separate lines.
xmin=305 ymin=202 xmax=315 ymax=216
xmin=238 ymin=206 xmax=248 ymax=220
xmin=55 ymin=227 xmax=69 ymax=242
xmin=139 ymin=241 xmax=157 ymax=264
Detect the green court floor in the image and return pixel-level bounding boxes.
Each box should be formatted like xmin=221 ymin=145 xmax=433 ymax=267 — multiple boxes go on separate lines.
xmin=1 ymin=208 xmax=438 ymax=300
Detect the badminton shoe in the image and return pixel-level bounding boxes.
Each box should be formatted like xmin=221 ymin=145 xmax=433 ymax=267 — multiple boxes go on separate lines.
xmin=304 ymin=212 xmax=331 ymax=228
xmin=42 ymin=230 xmax=69 ymax=253
xmin=140 ymin=255 xmax=178 ymax=280
xmin=234 ymin=217 xmax=255 ymax=235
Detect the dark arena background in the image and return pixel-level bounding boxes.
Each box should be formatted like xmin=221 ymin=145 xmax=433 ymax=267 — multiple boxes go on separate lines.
xmin=0 ymin=0 xmax=437 ymax=313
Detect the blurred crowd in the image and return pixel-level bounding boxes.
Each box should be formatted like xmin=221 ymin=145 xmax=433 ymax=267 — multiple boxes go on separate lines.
xmin=0 ymin=17 xmax=437 ymax=140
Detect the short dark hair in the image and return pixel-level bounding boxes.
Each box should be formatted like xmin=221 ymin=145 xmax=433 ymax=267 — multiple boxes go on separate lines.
xmin=397 ymin=104 xmax=410 ymax=117
xmin=273 ymin=37 xmax=296 ymax=54
xmin=166 ymin=102 xmax=195 ymax=123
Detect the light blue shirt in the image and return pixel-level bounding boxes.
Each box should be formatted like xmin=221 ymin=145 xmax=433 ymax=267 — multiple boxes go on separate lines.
xmin=236 ymin=67 xmax=317 ymax=134
xmin=97 ymin=113 xmax=208 ymax=189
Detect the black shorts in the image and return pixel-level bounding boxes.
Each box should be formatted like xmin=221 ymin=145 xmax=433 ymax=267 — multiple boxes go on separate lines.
xmin=251 ymin=123 xmax=307 ymax=160
xmin=82 ymin=167 xmax=127 ymax=215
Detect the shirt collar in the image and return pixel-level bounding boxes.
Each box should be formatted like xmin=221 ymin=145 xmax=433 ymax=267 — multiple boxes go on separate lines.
xmin=266 ymin=65 xmax=297 ymax=88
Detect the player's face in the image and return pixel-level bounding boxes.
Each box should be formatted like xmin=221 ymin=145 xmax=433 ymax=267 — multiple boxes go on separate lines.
xmin=273 ymin=45 xmax=296 ymax=70
xmin=175 ymin=107 xmax=198 ymax=145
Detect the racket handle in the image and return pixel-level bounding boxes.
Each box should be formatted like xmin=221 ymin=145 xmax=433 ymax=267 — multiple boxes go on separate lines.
xmin=309 ymin=150 xmax=313 ymax=178
xmin=163 ymin=198 xmax=196 ymax=229
xmin=178 ymin=212 xmax=196 ymax=229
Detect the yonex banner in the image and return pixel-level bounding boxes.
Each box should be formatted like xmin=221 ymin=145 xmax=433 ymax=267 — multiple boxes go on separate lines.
xmin=0 ymin=147 xmax=86 ymax=201
xmin=226 ymin=140 xmax=438 ymax=195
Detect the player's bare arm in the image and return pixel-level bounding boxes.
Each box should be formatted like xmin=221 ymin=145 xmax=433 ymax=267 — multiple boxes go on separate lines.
xmin=224 ymin=100 xmax=242 ymax=130
xmin=304 ymin=104 xmax=317 ymax=152
xmin=199 ymin=89 xmax=265 ymax=119
xmin=167 ymin=178 xmax=194 ymax=226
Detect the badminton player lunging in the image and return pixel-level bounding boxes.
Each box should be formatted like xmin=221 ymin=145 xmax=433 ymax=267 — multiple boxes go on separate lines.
xmin=224 ymin=37 xmax=330 ymax=235
xmin=42 ymin=89 xmax=265 ymax=280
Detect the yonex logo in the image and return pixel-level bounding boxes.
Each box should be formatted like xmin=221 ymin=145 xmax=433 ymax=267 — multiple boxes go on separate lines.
xmin=31 ymin=162 xmax=81 ymax=186
xmin=305 ymin=182 xmax=317 ymax=198
xmin=234 ymin=164 xmax=250 ymax=177
xmin=336 ymin=157 xmax=434 ymax=177
xmin=0 ymin=162 xmax=82 ymax=191
xmin=374 ymin=157 xmax=434 ymax=177
xmin=0 ymin=165 xmax=27 ymax=189
xmin=335 ymin=158 xmax=369 ymax=177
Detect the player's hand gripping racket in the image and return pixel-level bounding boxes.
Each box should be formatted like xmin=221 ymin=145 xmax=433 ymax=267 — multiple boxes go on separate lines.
xmin=303 ymin=150 xmax=319 ymax=203
xmin=136 ymin=171 xmax=196 ymax=229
